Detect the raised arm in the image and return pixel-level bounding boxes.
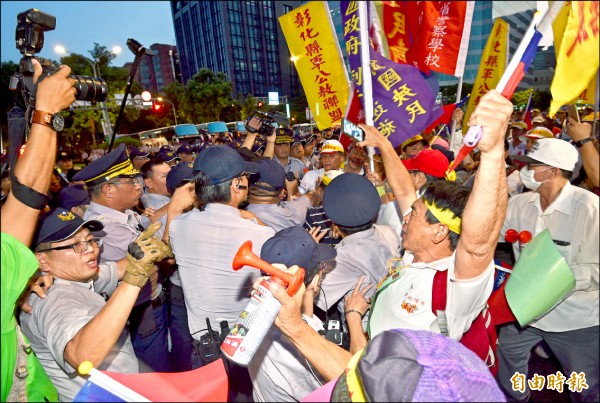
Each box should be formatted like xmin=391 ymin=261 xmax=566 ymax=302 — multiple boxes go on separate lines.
xmin=566 ymin=117 xmax=599 ymax=189
xmin=1 ymin=60 xmax=75 ymax=245
xmin=455 ymin=90 xmax=512 ymax=280
xmin=357 ymin=126 xmax=417 ymax=215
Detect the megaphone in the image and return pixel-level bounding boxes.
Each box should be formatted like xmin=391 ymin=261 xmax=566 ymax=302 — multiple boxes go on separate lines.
xmin=232 ymin=240 xmax=305 ymax=296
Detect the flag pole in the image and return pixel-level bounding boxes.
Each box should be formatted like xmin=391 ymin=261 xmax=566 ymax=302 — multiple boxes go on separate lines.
xmin=358 ymin=2 xmax=375 ymax=172
xmin=449 ymin=75 xmax=464 ymax=152
xmin=593 ymin=69 xmax=599 ymax=137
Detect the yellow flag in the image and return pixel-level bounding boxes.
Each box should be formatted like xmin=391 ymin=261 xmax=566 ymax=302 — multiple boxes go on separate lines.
xmin=549 ymin=1 xmax=599 ymax=117
xmin=463 ymin=19 xmax=509 ymax=133
xmin=279 ymin=1 xmax=349 ymax=130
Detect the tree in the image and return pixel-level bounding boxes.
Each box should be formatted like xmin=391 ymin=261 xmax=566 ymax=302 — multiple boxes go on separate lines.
xmin=511 ymin=89 xmax=533 ymax=110
xmin=182 ymin=68 xmax=233 ymax=122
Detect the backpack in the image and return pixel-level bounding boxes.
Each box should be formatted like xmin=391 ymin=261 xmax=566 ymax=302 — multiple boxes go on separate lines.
xmin=431 ymin=260 xmax=514 ymax=376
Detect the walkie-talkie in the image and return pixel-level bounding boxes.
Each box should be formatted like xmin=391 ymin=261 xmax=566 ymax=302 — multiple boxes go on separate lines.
xmin=199 ymin=318 xmax=221 ymax=364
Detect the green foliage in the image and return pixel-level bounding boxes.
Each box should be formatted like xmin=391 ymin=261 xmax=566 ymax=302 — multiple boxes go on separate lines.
xmin=96 ymin=136 xmax=141 ymax=149
xmin=511 ymin=89 xmax=533 ymax=110
xmin=182 ymin=68 xmax=233 ymax=122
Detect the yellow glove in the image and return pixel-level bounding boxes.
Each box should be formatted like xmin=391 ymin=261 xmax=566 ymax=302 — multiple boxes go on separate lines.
xmin=122 ymin=221 xmax=174 ymax=288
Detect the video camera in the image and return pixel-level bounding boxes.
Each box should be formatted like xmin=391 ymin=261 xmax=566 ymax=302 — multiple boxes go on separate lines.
xmin=244 ymin=110 xmax=290 ymax=137
xmin=10 ymin=9 xmax=108 ymax=110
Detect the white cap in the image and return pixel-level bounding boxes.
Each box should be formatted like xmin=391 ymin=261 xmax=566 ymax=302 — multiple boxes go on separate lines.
xmin=320 ymin=140 xmax=345 ymax=154
xmin=514 ymin=138 xmax=578 ymax=171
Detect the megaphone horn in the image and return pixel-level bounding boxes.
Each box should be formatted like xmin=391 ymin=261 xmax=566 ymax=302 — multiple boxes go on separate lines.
xmin=232 ymin=240 xmax=305 ymax=296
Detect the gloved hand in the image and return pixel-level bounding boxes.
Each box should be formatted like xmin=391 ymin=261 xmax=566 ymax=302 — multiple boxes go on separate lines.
xmin=122 ymin=221 xmax=174 ymax=288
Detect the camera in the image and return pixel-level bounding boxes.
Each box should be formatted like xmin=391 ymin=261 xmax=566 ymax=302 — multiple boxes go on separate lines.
xmin=245 ymin=110 xmax=291 ymax=137
xmin=11 ymin=9 xmax=108 ymax=110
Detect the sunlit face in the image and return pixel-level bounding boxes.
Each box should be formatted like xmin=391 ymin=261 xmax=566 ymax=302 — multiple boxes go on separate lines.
xmin=274 ymin=143 xmax=291 ymax=159
xmin=320 ymin=152 xmax=344 ymax=171
xmin=37 ymin=228 xmax=100 ymax=282
xmin=107 ymin=176 xmax=143 ymax=209
xmin=145 ymin=162 xmax=171 ymax=196
xmin=401 ymin=199 xmax=434 ymax=253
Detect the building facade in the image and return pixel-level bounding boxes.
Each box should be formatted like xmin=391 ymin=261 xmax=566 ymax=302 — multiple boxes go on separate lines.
xmin=131 ymin=43 xmax=181 ymax=94
xmin=170 ymin=0 xmax=303 ymax=100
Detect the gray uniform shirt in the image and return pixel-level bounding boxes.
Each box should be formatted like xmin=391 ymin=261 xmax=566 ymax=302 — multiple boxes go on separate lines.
xmin=169 ymin=204 xmax=275 ymax=338
xmin=246 ymin=197 xmax=312 ymax=232
xmin=19 ymin=263 xmax=139 ymax=402
xmin=84 ymin=201 xmax=160 ymax=302
xmin=315 ymin=224 xmax=401 ymax=326
xmin=273 ymin=156 xmax=306 ymax=179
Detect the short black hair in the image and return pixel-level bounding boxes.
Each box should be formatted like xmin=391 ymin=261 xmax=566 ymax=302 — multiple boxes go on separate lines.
xmin=420 ymin=181 xmax=471 ymax=250
xmin=140 ymin=158 xmax=166 ymax=179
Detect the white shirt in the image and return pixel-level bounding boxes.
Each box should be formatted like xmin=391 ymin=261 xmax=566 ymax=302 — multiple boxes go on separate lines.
xmin=298 ymin=168 xmax=324 ymax=194
xmin=501 ymin=182 xmax=599 ymax=332
xmin=368 ymin=251 xmax=494 ymax=341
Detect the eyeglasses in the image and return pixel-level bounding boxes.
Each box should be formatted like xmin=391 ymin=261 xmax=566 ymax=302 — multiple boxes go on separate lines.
xmin=109 ymin=177 xmax=142 ymax=187
xmin=38 ymin=238 xmax=102 ymax=253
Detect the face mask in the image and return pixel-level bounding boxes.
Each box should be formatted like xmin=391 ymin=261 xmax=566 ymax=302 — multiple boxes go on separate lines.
xmin=520 ymin=166 xmax=551 ymax=190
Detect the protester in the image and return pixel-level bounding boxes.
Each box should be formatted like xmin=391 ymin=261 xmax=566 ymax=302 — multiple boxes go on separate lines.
xmin=342 ymin=143 xmax=367 ymax=175
xmin=398 ymin=134 xmax=429 ymax=159
xmin=497 ymin=138 xmax=599 ymax=402
xmin=21 ymin=210 xmax=171 ymax=401
xmin=301 ymin=134 xmax=320 ymax=170
xmin=565 ymin=116 xmax=599 ymax=193
xmin=303 ymin=169 xmax=345 ymax=246
xmin=507 ymin=121 xmax=528 ymax=159
xmin=1 ymin=57 xmax=74 ymax=403
xmin=73 ymin=144 xmax=172 ymax=373
xmin=263 ymin=89 xmax=512 ymax=383
xmin=298 ymin=140 xmax=345 ymax=195
xmin=521 ymin=127 xmax=555 ymax=152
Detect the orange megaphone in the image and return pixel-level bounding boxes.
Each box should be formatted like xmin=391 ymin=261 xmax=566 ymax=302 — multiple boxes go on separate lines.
xmin=232 ymin=240 xmax=305 ymax=296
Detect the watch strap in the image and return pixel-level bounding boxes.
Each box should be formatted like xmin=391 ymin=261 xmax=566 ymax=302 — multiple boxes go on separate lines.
xmin=31 ymin=110 xmax=55 ymax=130
xmin=574 ymin=137 xmax=593 ymax=148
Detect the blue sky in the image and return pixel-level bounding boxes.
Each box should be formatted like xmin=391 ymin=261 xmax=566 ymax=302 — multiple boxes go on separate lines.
xmin=1 ymin=1 xmax=176 ymax=67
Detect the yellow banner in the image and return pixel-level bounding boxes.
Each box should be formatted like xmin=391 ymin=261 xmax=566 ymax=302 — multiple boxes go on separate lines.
xmin=550 ymin=1 xmax=599 ymax=116
xmin=551 ymin=1 xmax=597 ymax=111
xmin=462 ymin=19 xmax=509 ymax=133
xmin=279 ymin=1 xmax=349 ymax=130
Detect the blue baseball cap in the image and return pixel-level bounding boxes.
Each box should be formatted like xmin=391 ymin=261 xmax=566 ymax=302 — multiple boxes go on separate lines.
xmin=34 ymin=207 xmax=103 ymax=247
xmin=166 ymin=161 xmax=195 ymax=195
xmin=58 ymin=184 xmax=91 ymax=210
xmin=261 ymin=225 xmax=336 ymax=284
xmin=254 ymin=158 xmax=286 ymax=191
xmin=193 ymin=145 xmax=258 ymax=185
xmin=323 ymin=173 xmax=380 ymax=227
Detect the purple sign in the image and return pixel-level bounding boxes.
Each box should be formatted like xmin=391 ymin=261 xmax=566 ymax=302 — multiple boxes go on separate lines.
xmin=341 ymin=1 xmax=443 ymax=148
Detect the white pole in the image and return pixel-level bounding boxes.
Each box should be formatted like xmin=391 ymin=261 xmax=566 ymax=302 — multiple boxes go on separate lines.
xmin=358 ymin=2 xmax=375 ymax=172
xmin=449 ymin=75 xmax=464 ymax=151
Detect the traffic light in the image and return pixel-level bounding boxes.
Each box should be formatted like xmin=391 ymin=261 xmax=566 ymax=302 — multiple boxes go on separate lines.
xmin=257 ymin=100 xmax=263 ymax=108
xmin=152 ymin=98 xmax=163 ymax=112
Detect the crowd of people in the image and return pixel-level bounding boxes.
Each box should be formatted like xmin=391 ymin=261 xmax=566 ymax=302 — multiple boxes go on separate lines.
xmin=1 ymin=58 xmax=598 ymax=403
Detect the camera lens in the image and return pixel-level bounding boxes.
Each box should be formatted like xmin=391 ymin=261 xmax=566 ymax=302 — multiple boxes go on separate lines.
xmin=71 ymin=75 xmax=108 ymax=102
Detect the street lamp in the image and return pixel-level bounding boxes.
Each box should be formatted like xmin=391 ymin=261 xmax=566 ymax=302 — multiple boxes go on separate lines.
xmin=55 ymin=45 xmax=121 ymax=141
xmin=157 ymin=97 xmax=178 ymax=126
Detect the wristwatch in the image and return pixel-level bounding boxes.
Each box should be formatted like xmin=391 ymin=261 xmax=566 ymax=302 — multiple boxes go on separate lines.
xmin=285 ymin=171 xmax=297 ymax=182
xmin=574 ymin=137 xmax=593 ymax=148
xmin=31 ymin=110 xmax=65 ymax=132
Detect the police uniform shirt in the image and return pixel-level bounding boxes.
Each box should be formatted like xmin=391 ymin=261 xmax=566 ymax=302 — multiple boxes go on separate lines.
xmin=367 ymin=251 xmax=494 ymax=341
xmin=246 ymin=197 xmax=312 ymax=232
xmin=19 ymin=262 xmax=139 ymax=402
xmin=502 ymin=182 xmax=599 ymax=332
xmin=169 ymin=204 xmax=276 ymax=338
xmin=140 ymin=193 xmax=170 ymax=240
xmin=315 ymin=225 xmax=401 ymax=325
xmin=248 ymin=314 xmax=325 ymax=402
xmin=139 ymin=192 xmax=183 ymax=287
xmin=273 ymin=156 xmax=306 ymax=180
xmin=84 ymin=202 xmax=161 ymax=302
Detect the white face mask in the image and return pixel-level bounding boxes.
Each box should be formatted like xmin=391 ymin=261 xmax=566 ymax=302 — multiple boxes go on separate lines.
xmin=520 ymin=166 xmax=551 ymax=190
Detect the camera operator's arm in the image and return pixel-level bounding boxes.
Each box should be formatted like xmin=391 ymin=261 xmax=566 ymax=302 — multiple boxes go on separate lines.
xmin=240 ymin=130 xmax=257 ymax=151
xmin=1 ymin=60 xmax=75 ymax=246
xmin=262 ymin=127 xmax=276 ymax=159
